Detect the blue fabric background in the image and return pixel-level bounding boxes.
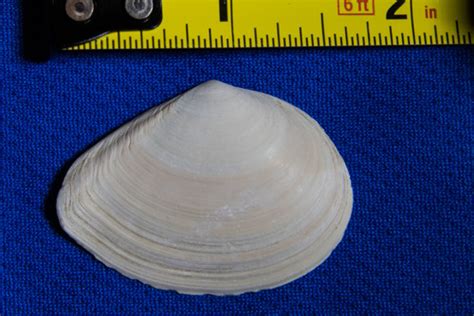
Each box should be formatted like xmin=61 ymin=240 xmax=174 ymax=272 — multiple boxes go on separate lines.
xmin=1 ymin=1 xmax=473 ymax=313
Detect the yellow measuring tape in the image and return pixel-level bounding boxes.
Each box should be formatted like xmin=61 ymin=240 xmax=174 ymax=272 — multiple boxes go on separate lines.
xmin=68 ymin=0 xmax=473 ymax=50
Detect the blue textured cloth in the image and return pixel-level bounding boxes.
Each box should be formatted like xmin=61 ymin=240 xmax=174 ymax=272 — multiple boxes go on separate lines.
xmin=1 ymin=2 xmax=473 ymax=313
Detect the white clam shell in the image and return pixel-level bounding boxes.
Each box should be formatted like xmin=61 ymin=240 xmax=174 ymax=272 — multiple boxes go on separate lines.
xmin=57 ymin=80 xmax=353 ymax=295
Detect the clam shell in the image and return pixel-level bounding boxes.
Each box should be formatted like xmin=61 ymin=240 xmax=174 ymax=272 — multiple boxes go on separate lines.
xmin=57 ymin=80 xmax=353 ymax=295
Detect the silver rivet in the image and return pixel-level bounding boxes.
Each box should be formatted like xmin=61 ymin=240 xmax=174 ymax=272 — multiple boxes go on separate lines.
xmin=65 ymin=0 xmax=94 ymax=22
xmin=125 ymin=0 xmax=153 ymax=20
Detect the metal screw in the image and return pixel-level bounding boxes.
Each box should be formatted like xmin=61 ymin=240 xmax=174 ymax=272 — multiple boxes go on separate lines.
xmin=125 ymin=0 xmax=153 ymax=20
xmin=65 ymin=0 xmax=94 ymax=22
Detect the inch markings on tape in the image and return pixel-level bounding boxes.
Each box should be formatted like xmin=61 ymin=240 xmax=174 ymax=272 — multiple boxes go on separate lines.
xmin=65 ymin=0 xmax=473 ymax=50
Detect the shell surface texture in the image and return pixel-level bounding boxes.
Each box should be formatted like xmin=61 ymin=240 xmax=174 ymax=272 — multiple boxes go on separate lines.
xmin=57 ymin=80 xmax=353 ymax=295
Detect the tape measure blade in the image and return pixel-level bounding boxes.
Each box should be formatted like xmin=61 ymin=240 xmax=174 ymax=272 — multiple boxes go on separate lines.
xmin=68 ymin=0 xmax=474 ymax=50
